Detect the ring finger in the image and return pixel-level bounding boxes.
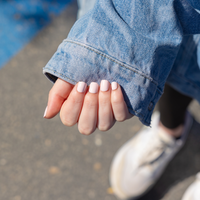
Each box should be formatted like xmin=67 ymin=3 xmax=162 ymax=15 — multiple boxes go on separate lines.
xmin=98 ymin=80 xmax=115 ymax=131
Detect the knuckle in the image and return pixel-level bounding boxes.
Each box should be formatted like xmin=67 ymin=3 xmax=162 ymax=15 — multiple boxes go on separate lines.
xmin=98 ymin=118 xmax=113 ymax=131
xmin=61 ymin=115 xmax=75 ymax=127
xmin=84 ymin=98 xmax=97 ymax=108
xmin=78 ymin=125 xmax=94 ymax=135
xmin=70 ymin=95 xmax=83 ymax=105
xmin=98 ymin=124 xmax=110 ymax=131
xmin=49 ymin=90 xmax=62 ymax=102
xmin=48 ymin=89 xmax=54 ymax=99
xmin=112 ymin=98 xmax=123 ymax=106
xmin=99 ymin=98 xmax=109 ymax=107
xmin=115 ymin=114 xmax=126 ymax=122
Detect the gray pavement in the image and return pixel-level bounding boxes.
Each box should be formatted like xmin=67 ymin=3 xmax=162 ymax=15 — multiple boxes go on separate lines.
xmin=0 ymin=2 xmax=200 ymax=200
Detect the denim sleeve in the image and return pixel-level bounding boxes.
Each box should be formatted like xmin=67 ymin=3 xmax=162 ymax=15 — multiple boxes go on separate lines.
xmin=43 ymin=0 xmax=200 ymax=126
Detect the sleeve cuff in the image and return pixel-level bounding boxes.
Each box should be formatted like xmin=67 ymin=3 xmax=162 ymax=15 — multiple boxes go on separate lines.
xmin=43 ymin=40 xmax=163 ymax=126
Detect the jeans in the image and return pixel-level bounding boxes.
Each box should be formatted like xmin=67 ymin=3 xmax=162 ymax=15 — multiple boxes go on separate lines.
xmin=43 ymin=0 xmax=200 ymax=126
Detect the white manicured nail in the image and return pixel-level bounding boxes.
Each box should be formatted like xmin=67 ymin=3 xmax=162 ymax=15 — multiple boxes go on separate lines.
xmin=89 ymin=82 xmax=98 ymax=93
xmin=100 ymin=80 xmax=109 ymax=92
xmin=111 ymin=82 xmax=118 ymax=90
xmin=77 ymin=82 xmax=87 ymax=93
xmin=43 ymin=106 xmax=48 ymax=118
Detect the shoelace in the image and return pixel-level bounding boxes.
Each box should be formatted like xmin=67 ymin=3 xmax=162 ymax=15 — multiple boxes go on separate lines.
xmin=138 ymin=132 xmax=171 ymax=167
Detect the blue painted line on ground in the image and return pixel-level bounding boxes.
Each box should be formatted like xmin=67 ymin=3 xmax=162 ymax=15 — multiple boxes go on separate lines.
xmin=0 ymin=0 xmax=72 ymax=68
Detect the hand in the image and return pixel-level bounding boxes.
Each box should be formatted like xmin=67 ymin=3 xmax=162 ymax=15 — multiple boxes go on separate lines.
xmin=44 ymin=78 xmax=133 ymax=135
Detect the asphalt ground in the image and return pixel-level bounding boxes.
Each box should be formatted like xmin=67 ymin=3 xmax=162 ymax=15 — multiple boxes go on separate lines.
xmin=0 ymin=2 xmax=200 ymax=200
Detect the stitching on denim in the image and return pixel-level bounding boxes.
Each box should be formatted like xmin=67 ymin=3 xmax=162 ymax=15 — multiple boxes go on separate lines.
xmin=66 ymin=40 xmax=155 ymax=83
xmin=44 ymin=67 xmax=147 ymax=120
xmin=63 ymin=39 xmax=158 ymax=86
xmin=66 ymin=39 xmax=163 ymax=95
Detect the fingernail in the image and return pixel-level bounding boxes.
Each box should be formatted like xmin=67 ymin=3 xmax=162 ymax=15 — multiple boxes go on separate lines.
xmin=100 ymin=80 xmax=109 ymax=92
xmin=77 ymin=82 xmax=87 ymax=93
xmin=43 ymin=106 xmax=48 ymax=118
xmin=111 ymin=82 xmax=118 ymax=90
xmin=89 ymin=82 xmax=98 ymax=93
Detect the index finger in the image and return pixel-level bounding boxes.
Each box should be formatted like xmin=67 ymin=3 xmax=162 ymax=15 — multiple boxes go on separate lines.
xmin=44 ymin=78 xmax=74 ymax=119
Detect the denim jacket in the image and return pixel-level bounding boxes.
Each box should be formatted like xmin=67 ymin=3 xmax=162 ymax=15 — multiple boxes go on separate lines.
xmin=43 ymin=0 xmax=200 ymax=126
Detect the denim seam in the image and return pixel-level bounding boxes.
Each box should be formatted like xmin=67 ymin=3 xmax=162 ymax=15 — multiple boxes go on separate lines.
xmin=63 ymin=39 xmax=160 ymax=88
xmin=44 ymin=67 xmax=147 ymax=121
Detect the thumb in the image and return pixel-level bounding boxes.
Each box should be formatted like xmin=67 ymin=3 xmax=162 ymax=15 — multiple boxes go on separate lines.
xmin=44 ymin=78 xmax=74 ymax=119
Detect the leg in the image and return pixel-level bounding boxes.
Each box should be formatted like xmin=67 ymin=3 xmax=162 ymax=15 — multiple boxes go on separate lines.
xmin=159 ymin=84 xmax=192 ymax=129
xmin=109 ymin=85 xmax=194 ymax=199
xmin=159 ymin=84 xmax=192 ymax=138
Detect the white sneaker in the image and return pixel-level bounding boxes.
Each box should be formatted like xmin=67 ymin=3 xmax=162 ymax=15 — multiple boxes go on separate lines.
xmin=182 ymin=173 xmax=200 ymax=200
xmin=110 ymin=111 xmax=193 ymax=200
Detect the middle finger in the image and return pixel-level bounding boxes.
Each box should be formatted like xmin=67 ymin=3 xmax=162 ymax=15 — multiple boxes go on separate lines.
xmin=78 ymin=82 xmax=99 ymax=135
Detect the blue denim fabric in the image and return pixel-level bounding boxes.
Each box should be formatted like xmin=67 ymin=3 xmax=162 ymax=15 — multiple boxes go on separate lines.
xmin=167 ymin=35 xmax=200 ymax=101
xmin=43 ymin=0 xmax=200 ymax=126
xmin=77 ymin=0 xmax=96 ymax=19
